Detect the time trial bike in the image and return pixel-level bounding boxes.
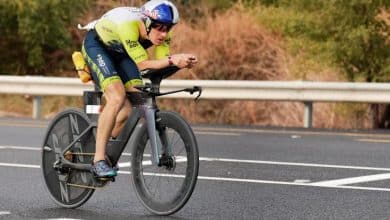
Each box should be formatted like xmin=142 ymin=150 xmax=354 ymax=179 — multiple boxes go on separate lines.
xmin=41 ymin=66 xmax=201 ymax=215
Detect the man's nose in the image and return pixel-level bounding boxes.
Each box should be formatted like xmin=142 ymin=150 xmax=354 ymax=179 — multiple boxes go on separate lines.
xmin=159 ymin=31 xmax=168 ymax=37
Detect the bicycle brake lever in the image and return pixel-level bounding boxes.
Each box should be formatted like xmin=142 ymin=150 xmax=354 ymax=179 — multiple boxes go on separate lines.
xmin=183 ymin=86 xmax=202 ymax=101
xmin=193 ymin=86 xmax=202 ymax=102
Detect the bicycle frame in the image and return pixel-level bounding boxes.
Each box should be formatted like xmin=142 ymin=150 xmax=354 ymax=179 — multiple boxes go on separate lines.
xmin=56 ymin=66 xmax=202 ymax=173
xmin=57 ymin=91 xmax=163 ymax=172
xmin=105 ymin=91 xmax=163 ymax=166
xmin=59 ymin=92 xmax=200 ymax=174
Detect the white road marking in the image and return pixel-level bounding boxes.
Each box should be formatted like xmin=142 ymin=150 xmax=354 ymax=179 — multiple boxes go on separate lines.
xmin=118 ymin=162 xmax=131 ymax=167
xmin=294 ymin=179 xmax=311 ymax=183
xmin=0 ymin=211 xmax=11 ymax=215
xmin=2 ymin=145 xmax=390 ymax=172
xmin=200 ymin=157 xmax=390 ymax=172
xmin=0 ymin=145 xmax=40 ymax=151
xmin=356 ymin=139 xmax=390 ymax=143
xmin=116 ymin=170 xmax=390 ymax=192
xmin=2 ymin=119 xmax=390 ymax=139
xmin=45 ymin=218 xmax=83 ymax=220
xmin=310 ymin=173 xmax=390 ymax=186
xmin=195 ymin=131 xmax=241 ymax=136
xmin=0 ymin=162 xmax=40 ymax=169
xmin=121 ymin=156 xmax=390 ymax=173
xmin=119 ymin=157 xmax=188 ymax=168
xmin=194 ymin=127 xmax=390 ymax=138
xmin=3 ymin=145 xmax=390 ymax=192
xmin=2 ymin=161 xmax=390 ymax=192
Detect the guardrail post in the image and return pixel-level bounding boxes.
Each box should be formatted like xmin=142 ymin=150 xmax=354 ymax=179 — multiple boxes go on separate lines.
xmin=303 ymin=101 xmax=313 ymax=128
xmin=33 ymin=96 xmax=42 ymax=119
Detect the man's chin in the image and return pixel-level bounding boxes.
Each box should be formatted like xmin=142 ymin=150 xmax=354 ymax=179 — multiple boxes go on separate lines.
xmin=152 ymin=40 xmax=163 ymax=46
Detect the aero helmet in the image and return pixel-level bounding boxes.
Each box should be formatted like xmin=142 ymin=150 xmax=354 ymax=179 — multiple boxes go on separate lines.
xmin=141 ymin=0 xmax=179 ymax=33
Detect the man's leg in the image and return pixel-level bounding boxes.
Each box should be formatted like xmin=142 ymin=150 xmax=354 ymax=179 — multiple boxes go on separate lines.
xmin=94 ymin=81 xmax=126 ymax=163
xmin=111 ymin=99 xmax=131 ymax=138
xmin=110 ymin=86 xmax=138 ymax=138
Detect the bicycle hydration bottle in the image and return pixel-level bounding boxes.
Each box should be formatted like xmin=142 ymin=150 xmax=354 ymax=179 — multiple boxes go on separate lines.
xmin=72 ymin=51 xmax=91 ymax=83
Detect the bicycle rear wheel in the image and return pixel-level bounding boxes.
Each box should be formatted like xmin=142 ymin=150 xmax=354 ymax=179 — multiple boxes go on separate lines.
xmin=42 ymin=108 xmax=96 ymax=208
xmin=131 ymin=111 xmax=199 ymax=215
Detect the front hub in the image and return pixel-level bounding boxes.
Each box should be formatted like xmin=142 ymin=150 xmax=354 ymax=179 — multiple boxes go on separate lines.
xmin=159 ymin=155 xmax=176 ymax=170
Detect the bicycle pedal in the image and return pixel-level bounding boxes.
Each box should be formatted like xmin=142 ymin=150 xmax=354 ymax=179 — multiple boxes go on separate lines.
xmin=99 ymin=177 xmax=115 ymax=182
xmin=94 ymin=176 xmax=115 ymax=183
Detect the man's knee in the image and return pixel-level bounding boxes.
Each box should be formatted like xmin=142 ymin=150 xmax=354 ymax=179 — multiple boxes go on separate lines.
xmin=104 ymin=83 xmax=127 ymax=110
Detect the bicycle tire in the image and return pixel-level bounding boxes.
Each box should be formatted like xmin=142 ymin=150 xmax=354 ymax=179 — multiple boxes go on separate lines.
xmin=41 ymin=108 xmax=96 ymax=208
xmin=131 ymin=111 xmax=199 ymax=215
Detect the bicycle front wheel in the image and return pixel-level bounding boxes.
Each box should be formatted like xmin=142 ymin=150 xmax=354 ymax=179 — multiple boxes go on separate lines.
xmin=131 ymin=111 xmax=199 ymax=215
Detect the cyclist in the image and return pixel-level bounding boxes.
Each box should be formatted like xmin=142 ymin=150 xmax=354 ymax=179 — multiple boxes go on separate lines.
xmin=80 ymin=0 xmax=198 ymax=178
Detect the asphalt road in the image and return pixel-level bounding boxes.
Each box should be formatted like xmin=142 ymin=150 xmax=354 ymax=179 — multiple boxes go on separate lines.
xmin=2 ymin=118 xmax=390 ymax=219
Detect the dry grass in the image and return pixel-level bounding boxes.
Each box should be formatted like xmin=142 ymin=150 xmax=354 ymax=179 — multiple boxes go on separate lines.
xmin=172 ymin=6 xmax=289 ymax=81
xmin=162 ymin=5 xmax=373 ymax=128
xmin=160 ymin=6 xmax=306 ymax=126
xmin=0 ymin=94 xmax=83 ymax=119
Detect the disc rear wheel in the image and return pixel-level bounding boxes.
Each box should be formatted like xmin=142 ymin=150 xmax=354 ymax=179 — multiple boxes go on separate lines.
xmin=41 ymin=108 xmax=96 ymax=208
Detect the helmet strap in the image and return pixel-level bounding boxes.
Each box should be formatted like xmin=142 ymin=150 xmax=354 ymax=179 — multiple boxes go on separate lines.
xmin=144 ymin=18 xmax=152 ymax=35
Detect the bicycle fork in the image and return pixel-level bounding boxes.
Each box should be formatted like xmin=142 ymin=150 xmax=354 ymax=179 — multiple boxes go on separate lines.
xmin=142 ymin=106 xmax=172 ymax=166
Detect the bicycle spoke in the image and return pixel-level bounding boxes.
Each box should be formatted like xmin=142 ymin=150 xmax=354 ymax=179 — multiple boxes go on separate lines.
xmin=132 ymin=111 xmax=198 ymax=215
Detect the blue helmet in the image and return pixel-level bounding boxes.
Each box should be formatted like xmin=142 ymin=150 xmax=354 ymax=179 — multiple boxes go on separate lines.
xmin=141 ymin=0 xmax=179 ymax=32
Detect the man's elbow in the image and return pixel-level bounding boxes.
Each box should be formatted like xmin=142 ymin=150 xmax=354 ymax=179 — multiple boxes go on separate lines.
xmin=137 ymin=61 xmax=147 ymax=71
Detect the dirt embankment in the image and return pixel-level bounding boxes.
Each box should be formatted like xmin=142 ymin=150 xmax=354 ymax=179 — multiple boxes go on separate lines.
xmin=159 ymin=7 xmax=361 ymax=128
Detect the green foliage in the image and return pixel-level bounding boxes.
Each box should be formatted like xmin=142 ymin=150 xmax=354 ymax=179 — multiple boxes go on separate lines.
xmin=324 ymin=0 xmax=390 ymax=82
xmin=0 ymin=0 xmax=90 ymax=75
xmin=254 ymin=0 xmax=389 ymax=82
xmin=252 ymin=1 xmax=337 ymax=79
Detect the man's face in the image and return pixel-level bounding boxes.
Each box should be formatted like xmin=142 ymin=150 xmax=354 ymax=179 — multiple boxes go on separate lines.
xmin=148 ymin=22 xmax=173 ymax=45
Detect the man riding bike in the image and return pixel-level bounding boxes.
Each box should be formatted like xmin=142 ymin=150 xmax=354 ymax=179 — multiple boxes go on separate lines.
xmin=80 ymin=0 xmax=198 ymax=178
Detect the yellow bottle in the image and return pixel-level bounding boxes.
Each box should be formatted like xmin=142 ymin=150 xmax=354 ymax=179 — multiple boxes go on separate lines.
xmin=72 ymin=51 xmax=91 ymax=83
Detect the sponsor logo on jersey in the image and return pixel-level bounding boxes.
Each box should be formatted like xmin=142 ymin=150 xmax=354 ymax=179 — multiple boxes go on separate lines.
xmin=97 ymin=54 xmax=106 ymax=67
xmin=102 ymin=26 xmax=113 ymax=33
xmin=96 ymin=54 xmax=111 ymax=76
xmin=126 ymin=40 xmax=138 ymax=48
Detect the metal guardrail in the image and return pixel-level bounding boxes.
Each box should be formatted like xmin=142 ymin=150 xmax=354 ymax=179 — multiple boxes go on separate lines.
xmin=2 ymin=75 xmax=390 ymax=127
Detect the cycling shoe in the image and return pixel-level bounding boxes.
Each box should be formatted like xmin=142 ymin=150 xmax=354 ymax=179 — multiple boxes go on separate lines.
xmin=92 ymin=160 xmax=117 ymax=178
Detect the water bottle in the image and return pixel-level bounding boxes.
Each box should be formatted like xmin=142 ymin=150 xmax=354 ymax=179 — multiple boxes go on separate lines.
xmin=72 ymin=51 xmax=91 ymax=83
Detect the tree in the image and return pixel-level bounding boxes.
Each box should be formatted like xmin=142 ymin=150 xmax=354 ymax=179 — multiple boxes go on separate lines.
xmin=0 ymin=0 xmax=91 ymax=75
xmin=323 ymin=0 xmax=389 ymax=127
xmin=326 ymin=0 xmax=389 ymax=82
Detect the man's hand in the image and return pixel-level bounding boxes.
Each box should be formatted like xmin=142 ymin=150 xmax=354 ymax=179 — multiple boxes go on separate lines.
xmin=171 ymin=54 xmax=198 ymax=69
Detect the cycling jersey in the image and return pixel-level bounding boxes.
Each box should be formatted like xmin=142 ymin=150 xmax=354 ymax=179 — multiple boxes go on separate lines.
xmin=92 ymin=7 xmax=171 ymax=63
xmin=80 ymin=7 xmax=172 ymax=91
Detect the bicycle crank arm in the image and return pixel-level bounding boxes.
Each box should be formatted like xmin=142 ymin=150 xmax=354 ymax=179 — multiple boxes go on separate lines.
xmin=59 ymin=159 xmax=92 ymax=171
xmin=66 ymin=176 xmax=114 ymax=189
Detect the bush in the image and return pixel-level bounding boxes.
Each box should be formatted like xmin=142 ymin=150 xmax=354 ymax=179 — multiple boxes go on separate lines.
xmin=0 ymin=0 xmax=90 ymax=75
xmin=172 ymin=4 xmax=288 ymax=81
xmin=162 ymin=5 xmax=306 ymax=126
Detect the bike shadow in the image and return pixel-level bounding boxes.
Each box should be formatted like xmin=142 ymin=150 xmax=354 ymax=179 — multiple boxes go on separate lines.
xmin=27 ymin=207 xmax=191 ymax=220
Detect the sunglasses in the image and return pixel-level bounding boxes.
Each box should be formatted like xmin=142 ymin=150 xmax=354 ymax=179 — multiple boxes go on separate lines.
xmin=150 ymin=22 xmax=174 ymax=32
